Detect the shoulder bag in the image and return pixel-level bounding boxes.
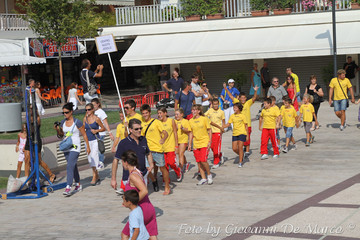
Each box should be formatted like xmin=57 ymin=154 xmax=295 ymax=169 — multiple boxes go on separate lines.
xmin=83 ymin=69 xmax=97 ymax=96
xmin=59 ymin=119 xmax=77 ymax=151
xmin=337 ymin=78 xmax=349 ymax=108
xmin=86 ymin=117 xmax=106 ymax=154
xmin=144 ymin=119 xmax=155 ymax=137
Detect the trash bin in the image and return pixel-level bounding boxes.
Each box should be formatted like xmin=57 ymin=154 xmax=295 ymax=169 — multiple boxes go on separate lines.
xmin=0 ymin=103 xmax=22 ymax=132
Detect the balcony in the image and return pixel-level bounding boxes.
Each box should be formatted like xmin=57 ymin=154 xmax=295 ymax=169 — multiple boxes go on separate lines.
xmin=0 ymin=14 xmax=29 ymax=31
xmin=115 ymin=0 xmax=352 ymax=26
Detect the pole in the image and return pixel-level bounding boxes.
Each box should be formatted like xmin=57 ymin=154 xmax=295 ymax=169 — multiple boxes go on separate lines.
xmin=332 ymin=0 xmax=337 ymax=77
xmin=107 ymin=52 xmax=129 ymax=134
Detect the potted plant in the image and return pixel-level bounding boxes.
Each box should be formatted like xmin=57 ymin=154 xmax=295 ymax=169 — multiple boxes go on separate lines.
xmin=205 ymin=0 xmax=224 ymax=19
xmin=250 ymin=0 xmax=270 ymax=16
xmin=301 ymin=0 xmax=316 ymax=12
xmin=180 ymin=0 xmax=202 ymax=21
xmin=161 ymin=5 xmax=179 ymax=21
xmin=141 ymin=70 xmax=159 ymax=92
xmin=224 ymin=71 xmax=248 ymax=92
xmin=351 ymin=0 xmax=360 ymax=9
xmin=271 ymin=0 xmax=296 ymax=15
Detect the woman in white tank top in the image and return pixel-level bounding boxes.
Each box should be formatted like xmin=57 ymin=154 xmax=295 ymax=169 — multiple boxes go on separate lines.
xmin=67 ymin=82 xmax=83 ymax=111
xmin=35 ymin=81 xmax=48 ymax=115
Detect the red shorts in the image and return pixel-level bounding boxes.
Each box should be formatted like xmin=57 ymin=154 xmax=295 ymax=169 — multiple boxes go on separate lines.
xmin=185 ymin=113 xmax=193 ymax=120
xmin=244 ymin=126 xmax=252 ymax=146
xmin=193 ymin=147 xmax=209 ymax=163
xmin=164 ymin=151 xmax=176 ymax=165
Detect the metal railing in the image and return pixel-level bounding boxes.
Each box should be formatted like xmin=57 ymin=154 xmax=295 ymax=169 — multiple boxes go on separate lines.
xmin=0 ymin=14 xmax=29 ymax=31
xmin=116 ymin=3 xmax=182 ymax=25
xmin=115 ymin=0 xmax=352 ymax=26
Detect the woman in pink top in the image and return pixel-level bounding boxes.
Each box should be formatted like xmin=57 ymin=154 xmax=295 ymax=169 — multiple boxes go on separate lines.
xmin=121 ymin=150 xmax=158 ymax=240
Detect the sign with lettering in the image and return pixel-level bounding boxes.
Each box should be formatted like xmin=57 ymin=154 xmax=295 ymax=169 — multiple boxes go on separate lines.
xmin=95 ymin=35 xmax=117 ymax=55
xmin=28 ymin=37 xmax=79 ymax=58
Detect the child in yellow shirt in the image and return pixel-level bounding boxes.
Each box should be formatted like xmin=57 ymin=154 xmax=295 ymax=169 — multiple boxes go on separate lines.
xmin=174 ymin=108 xmax=191 ymax=173
xmin=299 ymin=94 xmax=318 ymax=146
xmin=111 ymin=110 xmax=127 ymax=153
xmin=280 ymin=98 xmax=298 ymax=153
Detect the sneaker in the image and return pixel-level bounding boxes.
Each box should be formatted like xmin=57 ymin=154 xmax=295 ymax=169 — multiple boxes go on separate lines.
xmin=63 ymin=186 xmax=72 ymax=196
xmin=185 ymin=162 xmax=190 ymax=173
xmin=72 ymin=184 xmax=82 ymax=193
xmin=293 ymin=144 xmax=297 ymax=150
xmin=340 ymin=125 xmax=344 ymax=131
xmin=212 ymin=164 xmax=219 ymax=169
xmin=244 ymin=152 xmax=250 ymax=158
xmin=97 ymin=162 xmax=104 ymax=170
xmin=273 ymin=155 xmax=279 ymax=158
xmin=162 ymin=181 xmax=165 ymax=187
xmin=116 ymin=188 xmax=124 ymax=195
xmin=261 ymin=154 xmax=269 ymax=160
xmin=197 ymin=179 xmax=207 ymax=185
xmin=152 ymin=181 xmax=159 ymax=192
xmin=305 ymin=142 xmax=310 ymax=147
xmin=220 ymin=154 xmax=225 ymax=164
xmin=282 ymin=147 xmax=288 ymax=153
xmin=238 ymin=163 xmax=242 ymax=168
xmin=344 ymin=122 xmax=347 ymax=128
xmin=177 ymin=171 xmax=183 ymax=182
xmin=207 ymin=175 xmax=213 ymax=185
xmin=310 ymin=136 xmax=315 ymax=144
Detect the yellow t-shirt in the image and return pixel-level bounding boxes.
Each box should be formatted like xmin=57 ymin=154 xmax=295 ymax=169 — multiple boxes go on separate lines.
xmin=291 ymin=73 xmax=300 ymax=93
xmin=189 ymin=116 xmax=210 ymax=149
xmin=281 ymin=106 xmax=297 ymax=128
xmin=228 ymin=113 xmax=248 ymax=136
xmin=261 ymin=107 xmax=280 ymax=129
xmin=141 ymin=118 xmax=164 ymax=152
xmin=116 ymin=123 xmax=126 ymax=140
xmin=204 ymin=108 xmax=225 ymax=133
xmin=329 ymin=77 xmax=352 ymax=100
xmin=242 ymin=99 xmax=254 ymax=127
xmin=127 ymin=113 xmax=143 ymax=123
xmin=175 ymin=119 xmax=191 ymax=144
xmin=162 ymin=118 xmax=176 ymax=152
xmin=300 ymin=103 xmax=314 ymax=123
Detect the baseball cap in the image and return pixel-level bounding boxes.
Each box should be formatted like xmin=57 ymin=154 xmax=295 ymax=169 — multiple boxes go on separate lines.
xmin=228 ymin=79 xmax=235 ymax=83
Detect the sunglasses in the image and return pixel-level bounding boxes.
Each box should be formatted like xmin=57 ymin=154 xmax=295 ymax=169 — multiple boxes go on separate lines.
xmin=85 ymin=108 xmax=93 ymax=111
xmin=62 ymin=111 xmax=70 ymax=114
xmin=202 ymin=85 xmax=207 ymax=87
xmin=133 ymin=127 xmax=143 ymax=131
xmin=124 ymin=107 xmax=129 ymax=110
xmin=273 ymin=81 xmax=279 ymax=83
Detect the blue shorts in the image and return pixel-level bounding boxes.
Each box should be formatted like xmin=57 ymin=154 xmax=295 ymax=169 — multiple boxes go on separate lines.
xmin=151 ymin=152 xmax=165 ymax=167
xmin=333 ymin=99 xmax=348 ymax=112
xmin=296 ymin=92 xmax=301 ymax=104
xmin=232 ymin=135 xmax=246 ymax=142
xmin=284 ymin=127 xmax=294 ymax=139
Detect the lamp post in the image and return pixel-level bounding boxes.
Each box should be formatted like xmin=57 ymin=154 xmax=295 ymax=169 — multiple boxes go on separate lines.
xmin=332 ymin=0 xmax=337 ymax=77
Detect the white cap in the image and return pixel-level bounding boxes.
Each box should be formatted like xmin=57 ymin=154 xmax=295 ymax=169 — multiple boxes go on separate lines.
xmin=228 ymin=79 xmax=235 ymax=83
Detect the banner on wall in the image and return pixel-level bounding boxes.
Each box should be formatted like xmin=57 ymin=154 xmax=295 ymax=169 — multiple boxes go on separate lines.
xmin=28 ymin=37 xmax=79 ymax=58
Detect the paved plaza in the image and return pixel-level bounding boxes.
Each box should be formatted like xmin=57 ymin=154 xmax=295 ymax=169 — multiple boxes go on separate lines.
xmin=1 ymin=101 xmax=360 ymax=240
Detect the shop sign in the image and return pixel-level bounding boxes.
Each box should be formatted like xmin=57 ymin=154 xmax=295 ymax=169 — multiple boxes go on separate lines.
xmin=29 ymin=37 xmax=79 ymax=58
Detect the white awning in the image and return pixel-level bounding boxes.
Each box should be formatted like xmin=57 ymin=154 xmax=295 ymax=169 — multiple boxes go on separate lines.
xmin=95 ymin=0 xmax=134 ymax=6
xmin=120 ymin=21 xmax=360 ymax=67
xmin=0 ymin=39 xmax=46 ymax=67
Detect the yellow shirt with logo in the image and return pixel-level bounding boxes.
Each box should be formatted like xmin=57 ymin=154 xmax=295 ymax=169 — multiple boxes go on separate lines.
xmin=175 ymin=119 xmax=191 ymax=144
xmin=116 ymin=123 xmax=126 ymax=140
xmin=329 ymin=77 xmax=352 ymax=100
xmin=228 ymin=113 xmax=248 ymax=136
xmin=300 ymin=103 xmax=315 ymax=123
xmin=189 ymin=116 xmax=210 ymax=149
xmin=162 ymin=118 xmax=176 ymax=152
xmin=281 ymin=106 xmax=297 ymax=128
xmin=261 ymin=107 xmax=280 ymax=129
xmin=291 ymin=73 xmax=300 ymax=93
xmin=204 ymin=108 xmax=225 ymax=133
xmin=141 ymin=118 xmax=164 ymax=152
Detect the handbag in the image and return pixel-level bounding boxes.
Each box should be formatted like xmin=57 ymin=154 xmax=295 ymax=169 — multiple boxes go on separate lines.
xmin=86 ymin=117 xmax=106 ymax=154
xmin=83 ymin=69 xmax=97 ymax=96
xmin=337 ymin=78 xmax=349 ymax=108
xmin=59 ymin=119 xmax=77 ymax=151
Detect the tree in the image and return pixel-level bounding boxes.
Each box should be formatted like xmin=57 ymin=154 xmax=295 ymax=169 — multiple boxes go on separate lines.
xmin=18 ymin=0 xmax=96 ymax=104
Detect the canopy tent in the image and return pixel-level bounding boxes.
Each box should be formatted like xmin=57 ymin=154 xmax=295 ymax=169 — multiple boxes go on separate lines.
xmin=120 ymin=21 xmax=360 ymax=67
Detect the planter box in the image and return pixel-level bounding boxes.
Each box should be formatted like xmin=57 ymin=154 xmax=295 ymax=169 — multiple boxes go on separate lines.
xmin=206 ymin=14 xmax=224 ymax=19
xmin=351 ymin=3 xmax=360 ymax=9
xmin=251 ymin=10 xmax=270 ymax=17
xmin=273 ymin=8 xmax=292 ymax=15
xmin=186 ymin=15 xmax=201 ymax=21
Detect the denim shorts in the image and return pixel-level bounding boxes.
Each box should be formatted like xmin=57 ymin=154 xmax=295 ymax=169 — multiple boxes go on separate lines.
xmin=232 ymin=134 xmax=246 ymax=142
xmin=151 ymin=152 xmax=165 ymax=167
xmin=284 ymin=127 xmax=293 ymax=139
xmin=333 ymin=99 xmax=348 ymax=112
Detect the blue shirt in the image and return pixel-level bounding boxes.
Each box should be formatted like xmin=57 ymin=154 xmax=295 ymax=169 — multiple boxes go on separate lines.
xmin=80 ymin=69 xmax=96 ymax=93
xmin=115 ymin=135 xmax=150 ymax=181
xmin=221 ymin=87 xmax=240 ymax=107
xmin=175 ymin=91 xmax=195 ymax=117
xmin=166 ymin=77 xmax=184 ymax=93
xmin=84 ymin=120 xmax=100 ymax=141
xmin=129 ymin=206 xmax=150 ymax=240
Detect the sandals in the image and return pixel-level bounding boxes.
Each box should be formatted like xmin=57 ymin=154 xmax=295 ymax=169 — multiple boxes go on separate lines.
xmin=50 ymin=174 xmax=57 ymax=183
xmin=91 ymin=178 xmax=101 ymax=186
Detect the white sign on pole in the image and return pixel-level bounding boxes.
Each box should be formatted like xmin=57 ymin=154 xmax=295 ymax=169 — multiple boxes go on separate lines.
xmin=95 ymin=35 xmax=117 ymax=55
